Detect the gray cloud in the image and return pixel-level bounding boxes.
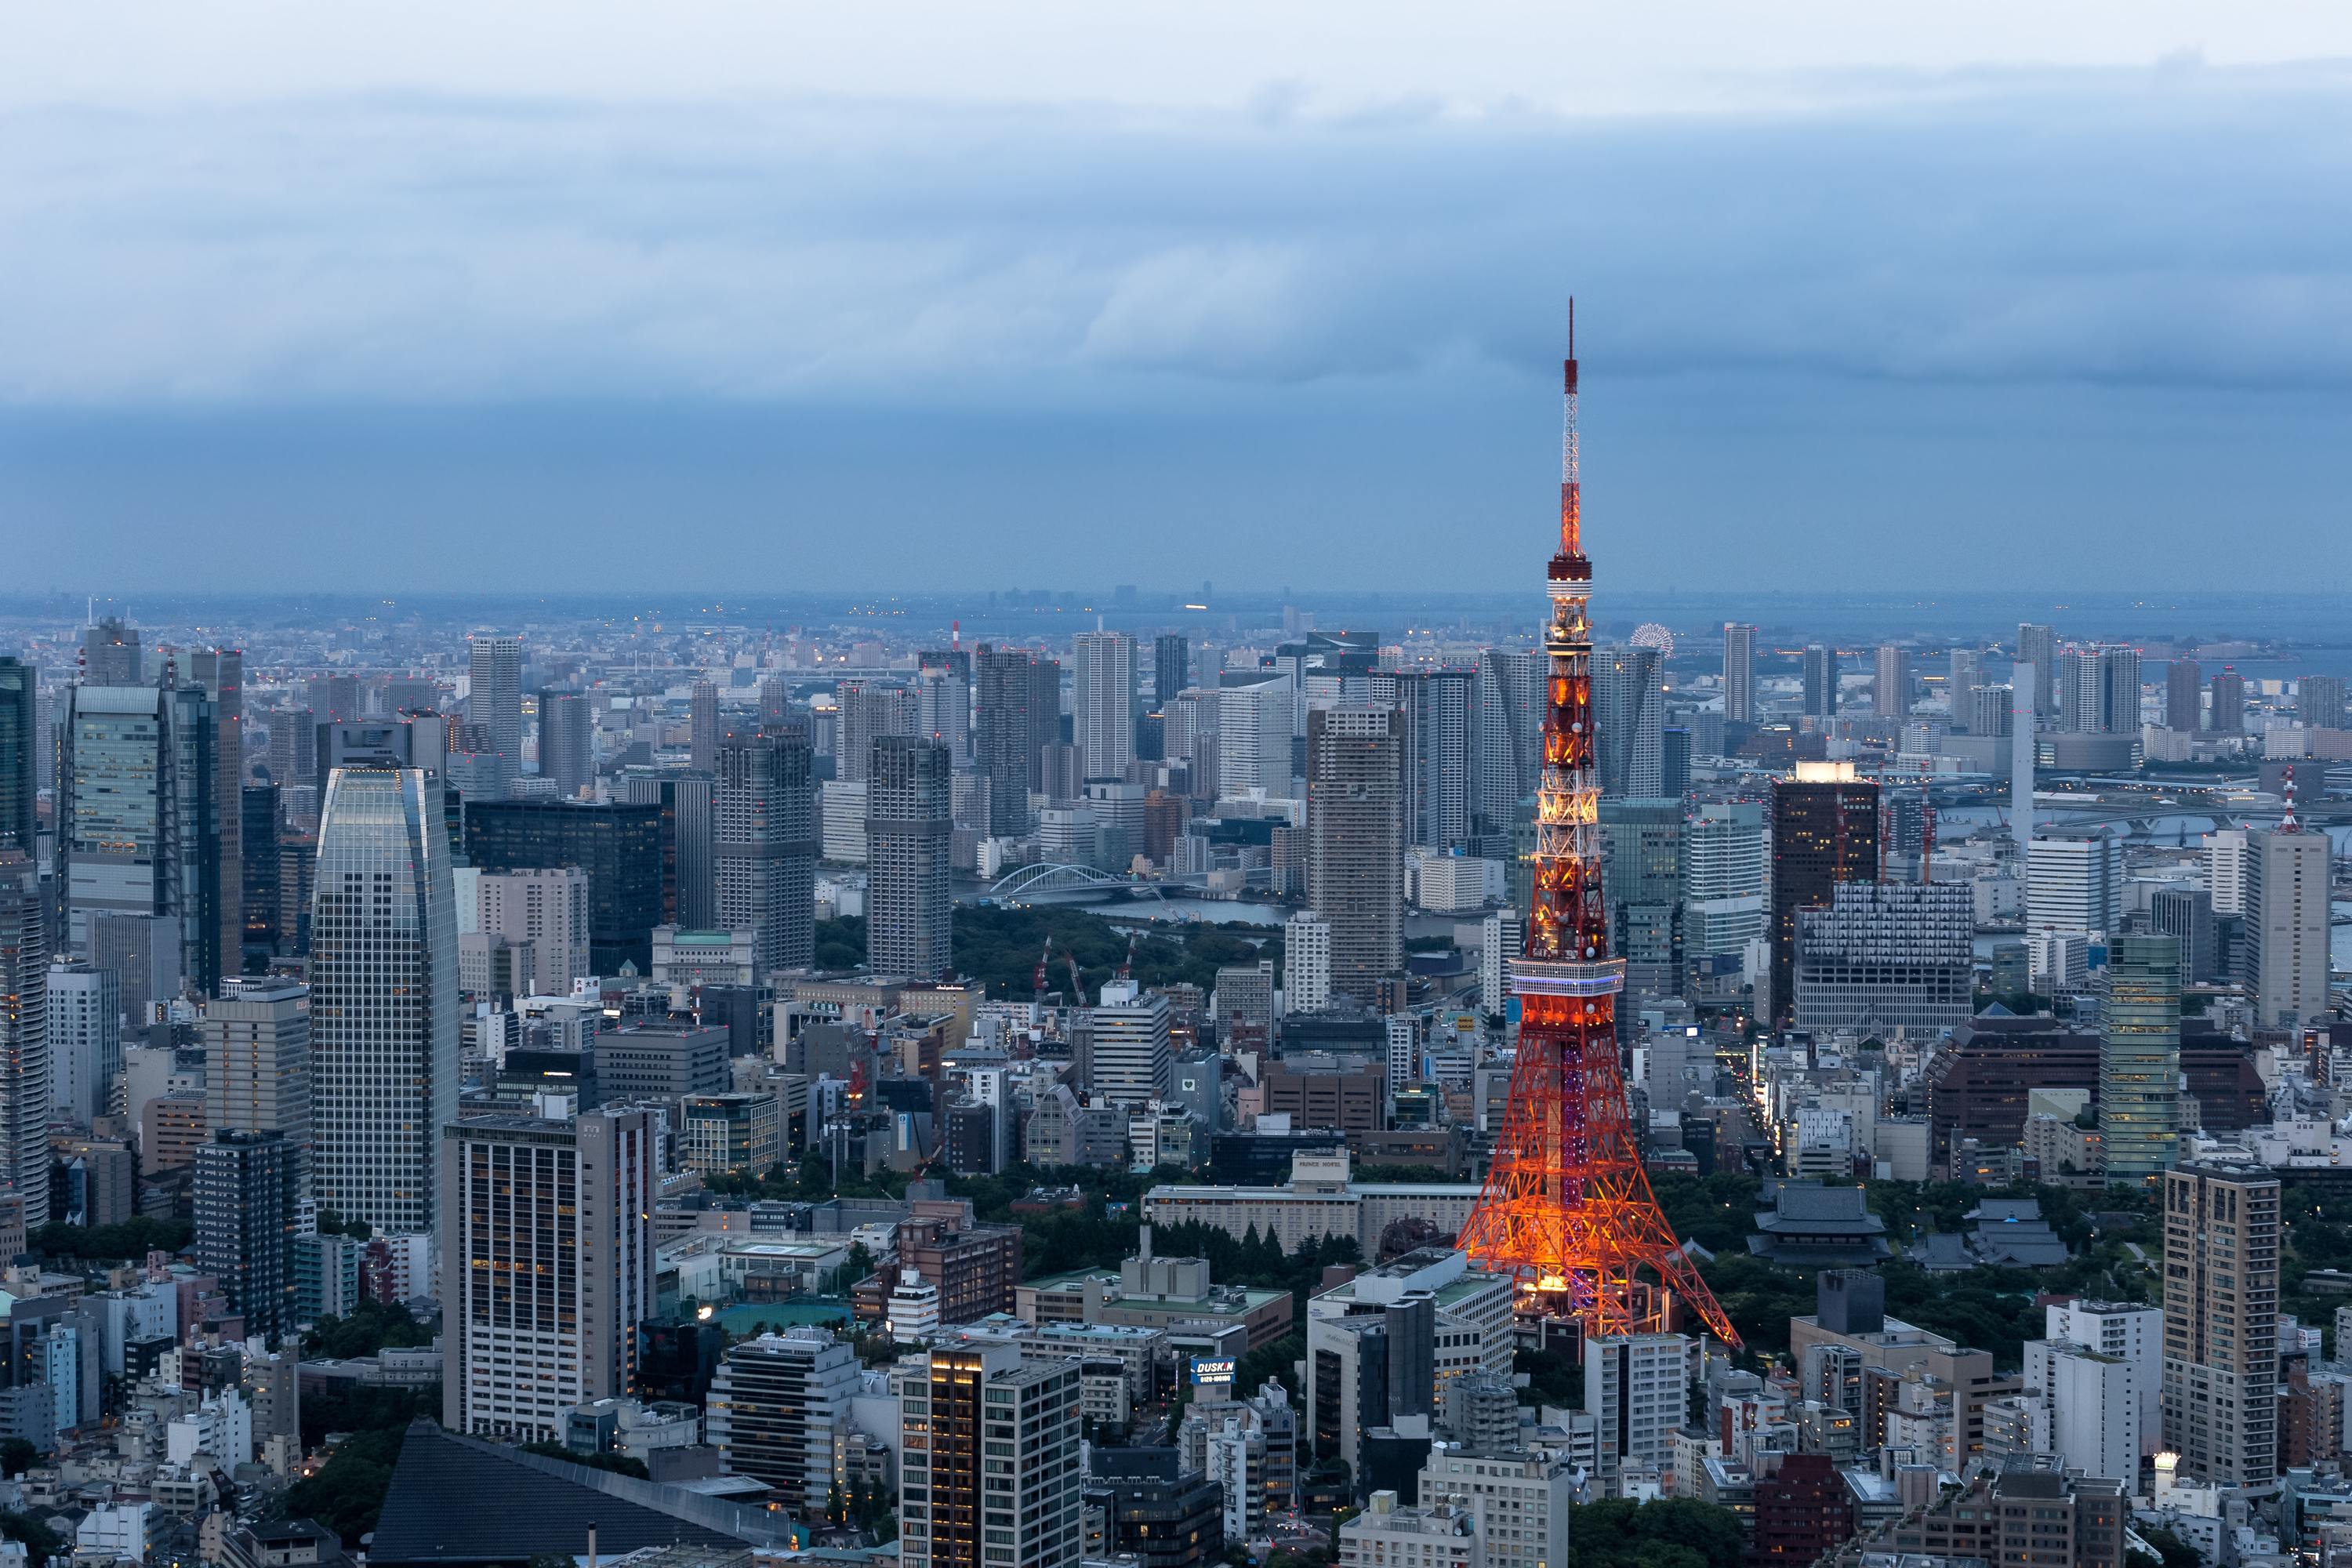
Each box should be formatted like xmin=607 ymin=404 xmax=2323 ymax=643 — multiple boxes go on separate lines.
xmin=3 ymin=66 xmax=2350 ymax=407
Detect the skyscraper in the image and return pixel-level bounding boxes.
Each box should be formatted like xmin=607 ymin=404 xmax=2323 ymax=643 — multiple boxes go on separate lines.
xmin=2059 ymin=644 xmax=2141 ymax=735
xmin=1029 ymin=658 xmax=1065 ymax=787
xmin=63 ymin=678 xmax=220 ymax=992
xmin=1947 ymin=648 xmax=1983 ymax=728
xmin=1873 ymin=645 xmax=1910 ymax=718
xmin=537 ymin=691 xmax=593 ymax=798
xmin=1073 ymin=630 xmax=1137 ymax=782
xmin=898 ymin=1345 xmax=1083 ymax=1568
xmin=690 ymin=681 xmax=720 ymax=774
xmin=1792 ymin=882 xmax=1973 ymax=1038
xmin=916 ymin=648 xmax=972 ymax=766
xmin=1722 ymin=624 xmax=1757 ymax=724
xmin=2209 ymin=669 xmax=2246 ymax=734
xmin=1685 ymin=802 xmax=1767 ymax=961
xmin=464 ymin=800 xmax=666 ymax=976
xmin=1599 ymin=798 xmax=1684 ymax=1009
xmin=0 ymin=855 xmax=45 ymax=1226
xmin=1475 ymin=649 xmax=1540 ymax=833
xmin=188 ymin=649 xmax=245 ymax=986
xmin=1382 ymin=669 xmax=1475 ymax=852
xmin=1218 ymin=678 xmax=1295 ymax=797
xmin=1306 ymin=706 xmax=1403 ymax=1002
xmin=2301 ymin=674 xmax=2347 ymax=729
xmin=2161 ymin=1161 xmax=2279 ymax=1490
xmin=1154 ymin=634 xmax=1191 ymax=710
xmin=82 ymin=616 xmax=142 ymax=685
xmin=203 ymin=978 xmax=312 ymax=1152
xmin=974 ymin=645 xmax=1039 ymax=836
xmin=2028 ymin=830 xmax=2124 ymax=934
xmin=441 ymin=1107 xmax=656 ymax=1443
xmin=310 ymin=768 xmax=459 ymax=1234
xmin=717 ymin=728 xmax=817 ymax=975
xmin=2017 ymin=623 xmax=2058 ymax=719
xmin=0 ymin=659 xmax=31 ymax=858
xmin=194 ymin=1129 xmax=303 ymax=1344
xmin=1593 ymin=644 xmax=1662 ymax=798
xmin=867 ymin=736 xmax=953 ymax=981
xmin=468 ymin=636 xmax=524 ymax=782
xmin=2165 ymin=660 xmax=2204 ymax=732
xmin=1801 ymin=645 xmax=1836 ymax=720
xmin=2245 ymin=823 xmax=2330 ymax=1027
xmin=48 ymin=962 xmax=119 ymax=1128
xmin=1087 ymin=979 xmax=1172 ymax=1106
xmin=2101 ymin=935 xmax=2181 ymax=1186
xmin=1284 ymin=912 xmax=1332 ymax=1014
xmin=1769 ymin=764 xmax=1881 ymax=1027
xmin=837 ymin=680 xmax=916 ymax=786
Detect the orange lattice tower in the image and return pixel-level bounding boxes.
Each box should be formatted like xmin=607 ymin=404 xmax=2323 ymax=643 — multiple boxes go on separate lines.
xmin=1454 ymin=307 xmax=1740 ymax=1348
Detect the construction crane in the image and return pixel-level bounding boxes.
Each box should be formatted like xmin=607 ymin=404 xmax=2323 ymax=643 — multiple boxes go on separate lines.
xmin=1117 ymin=931 xmax=1138 ymax=981
xmin=1033 ymin=935 xmax=1053 ymax=1004
xmin=1065 ymin=952 xmax=1086 ymax=1005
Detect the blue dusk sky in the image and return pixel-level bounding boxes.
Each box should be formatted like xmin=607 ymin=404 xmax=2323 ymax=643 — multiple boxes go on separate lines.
xmin=3 ymin=2 xmax=2350 ymax=595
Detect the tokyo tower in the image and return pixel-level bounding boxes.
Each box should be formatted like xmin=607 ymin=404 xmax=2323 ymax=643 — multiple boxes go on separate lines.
xmin=1454 ymin=308 xmax=1740 ymax=1348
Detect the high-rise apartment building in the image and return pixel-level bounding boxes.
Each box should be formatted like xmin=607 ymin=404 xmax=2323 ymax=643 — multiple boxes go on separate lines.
xmin=1768 ymin=764 xmax=1880 ymax=1027
xmin=1478 ymin=909 xmax=1521 ymax=1018
xmin=1873 ymin=645 xmax=1910 ymax=718
xmin=1306 ymin=706 xmax=1403 ymax=1003
xmin=470 ymin=866 xmax=590 ymax=997
xmin=716 ymin=729 xmax=817 ymax=977
xmin=1029 ymin=659 xmax=1065 ymax=786
xmin=1073 ymin=632 xmax=1137 ymax=782
xmin=1947 ymin=648 xmax=1983 ymax=728
xmin=0 ymin=659 xmax=32 ymax=859
xmin=2100 ymin=935 xmax=2180 ymax=1185
xmin=1381 ymin=670 xmax=1476 ymax=853
xmin=1801 ymin=645 xmax=1836 ymax=719
xmin=194 ymin=1129 xmax=303 ymax=1344
xmin=310 ymin=768 xmax=459 ymax=1234
xmin=898 ymin=1344 xmax=1083 ymax=1568
xmin=1792 ymin=882 xmax=1973 ymax=1039
xmin=917 ymin=648 xmax=973 ymax=767
xmin=868 ymin=736 xmax=953 ymax=981
xmin=203 ymin=978 xmax=311 ymax=1159
xmin=975 ymin=645 xmax=1040 ymax=835
xmin=1594 ymin=645 xmax=1663 ymax=798
xmin=537 ymin=691 xmax=593 ymax=798
xmin=1154 ymin=635 xmax=1191 ymax=711
xmin=1584 ymin=1334 xmax=1689 ymax=1486
xmin=1087 ymin=980 xmax=1171 ymax=1106
xmin=441 ymin=1107 xmax=656 ymax=1443
xmin=1722 ymin=624 xmax=1757 ymax=724
xmin=689 ymin=681 xmax=720 ymax=774
xmin=706 ymin=1327 xmax=862 ymax=1510
xmin=1475 ymin=649 xmax=1540 ymax=832
xmin=2017 ymin=624 xmax=2058 ymax=719
xmin=47 ymin=962 xmax=118 ymax=1129
xmin=2165 ymin=660 xmax=2205 ymax=732
xmin=2161 ymin=1161 xmax=2279 ymax=1490
xmin=2042 ymin=1298 xmax=2162 ymax=1454
xmin=467 ymin=636 xmax=524 ymax=782
xmin=2209 ymin=669 xmax=2246 ymax=734
xmin=2300 ymin=674 xmax=2347 ymax=729
xmin=840 ymin=681 xmax=919 ymax=787
xmin=2058 ymin=644 xmax=2141 ymax=735
xmin=0 ymin=855 xmax=46 ymax=1227
xmin=2245 ymin=825 xmax=2331 ymax=1027
xmin=1283 ymin=913 xmax=1331 ymax=1014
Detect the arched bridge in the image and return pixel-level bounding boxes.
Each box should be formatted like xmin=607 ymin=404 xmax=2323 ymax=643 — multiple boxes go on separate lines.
xmin=985 ymin=863 xmax=1170 ymax=902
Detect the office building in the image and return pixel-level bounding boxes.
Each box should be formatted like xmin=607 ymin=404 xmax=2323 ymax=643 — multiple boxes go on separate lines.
xmin=1874 ymin=645 xmax=1910 ymax=718
xmin=1283 ymin=913 xmax=1331 ymax=1014
xmin=1888 ymin=1468 xmax=2125 ymax=1568
xmin=1219 ymin=678 xmax=1295 ymax=797
xmin=1594 ymin=644 xmax=1664 ymax=798
xmin=2149 ymin=887 xmax=2220 ymax=985
xmin=837 ymin=681 xmax=916 ymax=786
xmin=619 ymin=769 xmax=718 ymax=929
xmin=1585 ymin=1333 xmax=1689 ymax=1487
xmin=680 ymin=1092 xmax=782 ymax=1175
xmin=1381 ymin=670 xmax=1476 ymax=854
xmin=1768 ymin=764 xmax=1880 ymax=1026
xmin=1086 ymin=1446 xmax=1223 ymax=1568
xmin=2029 ymin=830 xmax=2123 ymax=935
xmin=714 ymin=729 xmax=817 ymax=977
xmin=465 ymin=800 xmax=666 ymax=975
xmin=1307 ymin=706 xmax=1404 ymax=1003
xmin=537 ymin=691 xmax=593 ymax=798
xmin=0 ymin=856 xmax=49 ymax=1227
xmin=1722 ymin=623 xmax=1757 ymax=724
xmin=1478 ymin=909 xmax=1520 ymax=1017
xmin=867 ymin=736 xmax=953 ymax=981
xmin=1600 ymin=798 xmax=1684 ymax=1007
xmin=64 ymin=680 xmax=219 ymax=990
xmin=468 ymin=636 xmax=524 ymax=782
xmin=441 ymin=1108 xmax=656 ymax=1443
xmin=201 ymin=977 xmax=312 ymax=1161
xmin=1801 ymin=645 xmax=1836 ymax=719
xmin=187 ymin=649 xmax=245 ymax=984
xmin=468 ymin=866 xmax=590 ymax=997
xmin=1154 ymin=635 xmax=1191 ymax=710
xmin=2165 ymin=660 xmax=2204 ymax=731
xmin=2301 ymin=673 xmax=2347 ymax=728
xmin=898 ymin=1345 xmax=1083 ymax=1568
xmin=1073 ymin=631 xmax=1138 ymax=782
xmin=47 ymin=963 xmax=118 ymax=1129
xmin=0 ymin=659 xmax=32 ymax=858
xmin=1792 ymin=882 xmax=1973 ymax=1039
xmin=2209 ymin=669 xmax=2246 ymax=734
xmin=974 ymin=645 xmax=1042 ymax=836
xmin=1089 ymin=981 xmax=1172 ymax=1106
xmin=598 ymin=1022 xmax=729 ymax=1102
xmin=1475 ymin=648 xmax=1540 ymax=831
xmin=2161 ymin=1161 xmax=2279 ymax=1490
xmin=2245 ymin=825 xmax=2331 ymax=1028
xmin=194 ymin=1130 xmax=303 ymax=1343
xmin=2201 ymin=829 xmax=2249 ymax=917
xmin=706 ymin=1327 xmax=861 ymax=1510
xmin=1947 ymin=647 xmax=1984 ymax=728
xmin=2100 ymin=935 xmax=2181 ymax=1186
xmin=689 ymin=681 xmax=720 ymax=774
xmin=1686 ymin=802 xmax=1767 ymax=961
xmin=311 ymin=768 xmax=459 ymax=1235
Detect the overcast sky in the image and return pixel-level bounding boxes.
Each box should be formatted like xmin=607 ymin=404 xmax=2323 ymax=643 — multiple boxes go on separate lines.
xmin=5 ymin=3 xmax=2350 ymax=596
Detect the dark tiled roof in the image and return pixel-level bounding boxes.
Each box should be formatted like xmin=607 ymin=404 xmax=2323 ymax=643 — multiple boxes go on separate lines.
xmin=371 ymin=1422 xmax=802 ymax=1567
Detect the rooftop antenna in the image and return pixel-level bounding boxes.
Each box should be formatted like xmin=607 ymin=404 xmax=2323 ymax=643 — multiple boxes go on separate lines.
xmin=2281 ymin=764 xmax=2302 ymax=833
